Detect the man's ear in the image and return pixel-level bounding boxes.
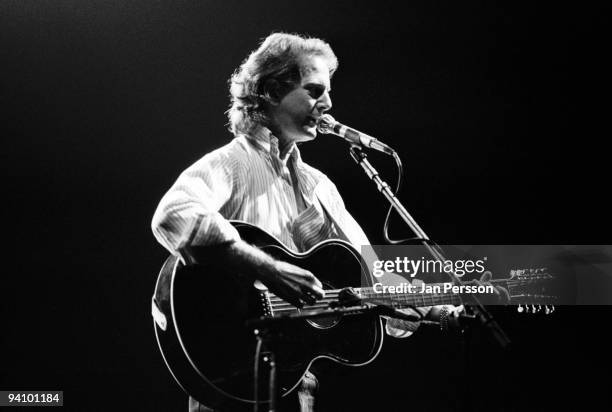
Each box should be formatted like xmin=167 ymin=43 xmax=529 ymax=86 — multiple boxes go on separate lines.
xmin=262 ymin=79 xmax=281 ymax=105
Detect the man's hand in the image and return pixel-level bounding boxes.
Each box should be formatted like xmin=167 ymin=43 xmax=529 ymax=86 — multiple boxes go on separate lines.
xmin=190 ymin=239 xmax=325 ymax=309
xmin=476 ymin=271 xmax=510 ymax=304
xmin=258 ymin=260 xmax=325 ymax=308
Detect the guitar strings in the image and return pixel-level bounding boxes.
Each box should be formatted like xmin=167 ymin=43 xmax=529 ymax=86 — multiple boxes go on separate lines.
xmin=266 ymin=279 xmax=527 ymax=303
xmin=266 ymin=278 xmax=535 ymax=314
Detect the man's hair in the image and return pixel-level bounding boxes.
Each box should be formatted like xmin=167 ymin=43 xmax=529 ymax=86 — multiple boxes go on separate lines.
xmin=227 ymin=32 xmax=338 ymax=136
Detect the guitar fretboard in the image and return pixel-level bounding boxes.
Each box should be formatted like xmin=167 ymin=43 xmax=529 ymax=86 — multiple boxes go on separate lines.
xmin=266 ymin=274 xmax=555 ymax=316
xmin=265 ymin=278 xmax=540 ymax=315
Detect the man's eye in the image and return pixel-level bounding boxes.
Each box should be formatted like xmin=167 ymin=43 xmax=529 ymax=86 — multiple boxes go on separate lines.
xmin=305 ymin=85 xmax=325 ymax=99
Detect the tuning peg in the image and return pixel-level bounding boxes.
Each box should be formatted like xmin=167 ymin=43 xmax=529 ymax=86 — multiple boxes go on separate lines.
xmin=517 ymin=304 xmax=524 ymax=313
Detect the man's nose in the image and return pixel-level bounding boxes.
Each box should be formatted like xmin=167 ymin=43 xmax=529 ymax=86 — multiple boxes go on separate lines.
xmin=316 ymin=91 xmax=332 ymax=113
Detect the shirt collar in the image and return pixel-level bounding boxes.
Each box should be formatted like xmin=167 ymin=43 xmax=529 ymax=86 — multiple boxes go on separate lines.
xmin=244 ymin=125 xmax=302 ymax=168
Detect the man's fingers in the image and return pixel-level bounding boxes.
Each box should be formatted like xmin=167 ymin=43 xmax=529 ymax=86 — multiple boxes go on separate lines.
xmin=498 ymin=286 xmax=510 ymax=303
xmin=304 ymin=271 xmax=323 ymax=290
xmin=283 ymin=289 xmax=304 ymax=308
xmin=300 ymin=270 xmax=324 ymax=299
xmin=473 ymin=271 xmax=512 ymax=304
xmin=271 ymin=262 xmax=325 ymax=306
xmin=480 ymin=270 xmax=492 ymax=283
xmin=300 ymin=284 xmax=324 ymax=302
xmin=302 ymin=294 xmax=316 ymax=306
xmin=286 ymin=294 xmax=304 ymax=308
xmin=272 ymin=284 xmax=304 ymax=308
xmin=311 ymin=285 xmax=325 ymax=299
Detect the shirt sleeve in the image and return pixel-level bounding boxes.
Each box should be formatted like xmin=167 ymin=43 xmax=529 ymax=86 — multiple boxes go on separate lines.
xmin=151 ymin=152 xmax=242 ymax=255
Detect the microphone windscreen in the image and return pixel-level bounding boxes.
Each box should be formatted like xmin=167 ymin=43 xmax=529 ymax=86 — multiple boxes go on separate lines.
xmin=316 ymin=114 xmax=336 ymax=134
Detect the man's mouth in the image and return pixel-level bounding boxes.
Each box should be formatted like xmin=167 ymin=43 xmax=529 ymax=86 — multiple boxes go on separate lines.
xmin=305 ymin=116 xmax=318 ymax=127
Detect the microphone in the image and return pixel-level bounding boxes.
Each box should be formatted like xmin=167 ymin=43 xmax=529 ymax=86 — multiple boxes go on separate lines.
xmin=316 ymin=114 xmax=395 ymax=155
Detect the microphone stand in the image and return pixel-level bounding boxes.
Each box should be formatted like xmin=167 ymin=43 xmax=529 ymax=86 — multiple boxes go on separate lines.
xmin=348 ymin=145 xmax=511 ymax=349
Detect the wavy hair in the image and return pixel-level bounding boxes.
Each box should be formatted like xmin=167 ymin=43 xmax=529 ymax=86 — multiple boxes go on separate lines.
xmin=227 ymin=32 xmax=338 ymax=136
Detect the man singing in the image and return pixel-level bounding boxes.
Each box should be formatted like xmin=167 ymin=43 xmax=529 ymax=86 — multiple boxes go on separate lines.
xmin=152 ymin=32 xmax=458 ymax=412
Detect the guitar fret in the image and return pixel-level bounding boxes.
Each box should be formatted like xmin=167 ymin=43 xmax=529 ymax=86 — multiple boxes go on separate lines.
xmin=268 ymin=276 xmax=548 ymax=317
xmin=358 ymin=285 xmax=468 ymax=309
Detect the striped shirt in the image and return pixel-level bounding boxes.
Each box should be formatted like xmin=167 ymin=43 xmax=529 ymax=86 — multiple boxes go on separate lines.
xmin=151 ymin=126 xmax=426 ymax=338
xmin=151 ymin=126 xmax=370 ymax=255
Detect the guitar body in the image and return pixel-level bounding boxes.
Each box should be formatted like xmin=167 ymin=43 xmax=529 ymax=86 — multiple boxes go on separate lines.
xmin=152 ymin=221 xmax=383 ymax=410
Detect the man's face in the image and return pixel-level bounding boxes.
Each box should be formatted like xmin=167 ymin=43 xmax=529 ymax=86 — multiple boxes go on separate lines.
xmin=268 ymin=55 xmax=333 ymax=146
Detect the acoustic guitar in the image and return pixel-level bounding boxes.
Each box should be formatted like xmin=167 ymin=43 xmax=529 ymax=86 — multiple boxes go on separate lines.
xmin=151 ymin=221 xmax=554 ymax=409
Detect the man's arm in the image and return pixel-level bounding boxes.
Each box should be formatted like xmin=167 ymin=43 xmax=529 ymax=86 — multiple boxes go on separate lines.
xmin=183 ymin=240 xmax=324 ymax=308
xmin=152 ymin=153 xmax=324 ymax=307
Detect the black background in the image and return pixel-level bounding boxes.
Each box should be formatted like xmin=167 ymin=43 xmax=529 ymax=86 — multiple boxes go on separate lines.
xmin=2 ymin=1 xmax=608 ymax=411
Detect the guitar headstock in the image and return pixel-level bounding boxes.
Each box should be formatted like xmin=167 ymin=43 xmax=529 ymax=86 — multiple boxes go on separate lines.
xmin=506 ymin=267 xmax=558 ymax=314
xmin=509 ymin=267 xmax=554 ymax=281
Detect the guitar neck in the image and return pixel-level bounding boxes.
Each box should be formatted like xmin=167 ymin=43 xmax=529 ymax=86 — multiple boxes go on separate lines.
xmin=357 ymin=284 xmax=461 ymax=309
xmin=266 ymin=276 xmax=552 ymax=316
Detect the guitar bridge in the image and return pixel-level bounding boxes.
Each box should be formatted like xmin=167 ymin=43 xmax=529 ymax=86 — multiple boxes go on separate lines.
xmin=261 ymin=291 xmax=273 ymax=317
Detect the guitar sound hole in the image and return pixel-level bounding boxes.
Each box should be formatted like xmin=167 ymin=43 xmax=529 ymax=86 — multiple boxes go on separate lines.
xmin=306 ymin=281 xmax=340 ymax=329
xmin=306 ymin=315 xmax=340 ymax=329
